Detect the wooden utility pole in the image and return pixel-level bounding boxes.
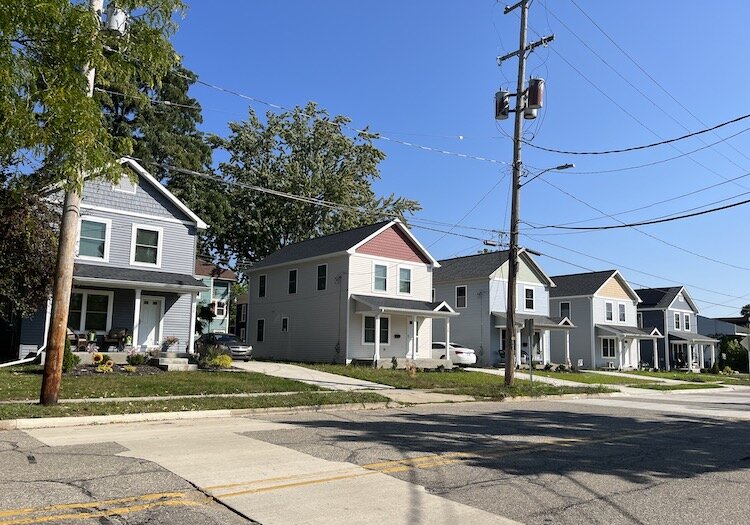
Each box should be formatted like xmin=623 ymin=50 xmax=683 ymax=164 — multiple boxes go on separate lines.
xmin=40 ymin=0 xmax=104 ymax=405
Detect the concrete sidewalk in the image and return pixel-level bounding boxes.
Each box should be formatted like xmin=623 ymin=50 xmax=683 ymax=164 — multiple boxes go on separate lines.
xmin=26 ymin=417 xmax=520 ymax=525
xmin=233 ymin=361 xmax=393 ymax=391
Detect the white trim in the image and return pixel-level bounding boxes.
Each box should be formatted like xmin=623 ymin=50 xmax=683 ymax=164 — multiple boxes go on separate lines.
xmin=256 ymin=318 xmax=265 ymax=342
xmin=455 ymin=285 xmax=467 ymax=309
xmin=397 ymin=265 xmax=413 ymax=295
xmin=258 ymin=274 xmax=267 ymax=298
xmin=618 ymin=302 xmax=627 ymax=323
xmin=518 ymin=250 xmax=556 ymax=287
xmin=281 ymin=316 xmax=289 ymax=333
xmin=362 ymin=314 xmax=391 ymax=346
xmin=130 ymin=223 xmax=163 ymax=268
xmin=70 ymin=289 xmax=114 ymax=334
xmin=523 ymin=286 xmax=535 ymax=312
xmin=138 ymin=295 xmax=165 ymax=347
xmin=683 ymin=312 xmax=691 ymax=331
xmin=73 ymin=276 xmax=204 ymax=293
xmin=674 ymin=311 xmax=681 ymax=330
xmin=132 ymin=289 xmax=142 ymax=347
xmin=80 ymin=204 xmax=197 ymax=228
xmin=213 ymin=299 xmax=227 ymax=317
xmin=317 ymin=263 xmax=328 ymax=291
xmin=347 ymin=219 xmax=440 ymax=267
xmin=601 ymin=337 xmax=616 ymax=358
xmin=372 ymin=262 xmax=388 ymax=293
xmin=559 ymin=301 xmax=571 ymax=319
xmin=593 ymin=271 xmax=642 ymax=303
xmin=287 ymin=268 xmax=298 ymax=295
xmin=77 ymin=216 xmax=112 ymax=263
xmin=605 ymin=301 xmax=614 ymax=322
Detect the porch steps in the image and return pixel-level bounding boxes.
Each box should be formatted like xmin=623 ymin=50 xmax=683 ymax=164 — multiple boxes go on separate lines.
xmin=151 ymin=352 xmax=197 ymax=372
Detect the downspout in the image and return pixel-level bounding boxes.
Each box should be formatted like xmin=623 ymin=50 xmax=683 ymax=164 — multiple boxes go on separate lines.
xmin=0 ymin=297 xmax=53 ymax=368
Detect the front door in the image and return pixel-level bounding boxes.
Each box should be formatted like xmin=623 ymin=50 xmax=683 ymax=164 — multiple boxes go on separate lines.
xmin=138 ymin=297 xmax=163 ymax=347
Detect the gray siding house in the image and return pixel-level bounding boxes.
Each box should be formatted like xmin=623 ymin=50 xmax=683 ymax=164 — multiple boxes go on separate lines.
xmin=18 ymin=158 xmax=207 ymax=357
xmin=635 ymin=287 xmax=717 ymax=371
xmin=549 ymin=270 xmax=662 ymax=370
xmin=246 ymin=220 xmax=456 ymax=364
xmin=431 ymin=250 xmax=573 ymax=368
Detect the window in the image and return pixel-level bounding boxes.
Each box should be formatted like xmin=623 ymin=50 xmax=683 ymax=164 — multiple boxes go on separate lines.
xmin=363 ymin=316 xmax=389 ymax=344
xmin=432 ymin=288 xmax=435 ymax=302
xmin=67 ymin=290 xmax=112 ymax=332
xmin=288 ymin=269 xmax=297 ymax=294
xmin=605 ymin=302 xmax=613 ymax=322
xmin=239 ymin=304 xmax=247 ymax=322
xmin=602 ymin=338 xmax=616 ymax=358
xmin=524 ymin=288 xmax=535 ymax=311
xmin=559 ymin=302 xmax=571 ymax=319
xmin=618 ymin=304 xmax=626 ymax=323
xmin=213 ymin=300 xmax=226 ymax=317
xmin=455 ymin=286 xmax=467 ymax=308
xmin=256 ymin=319 xmax=265 ymax=342
xmin=674 ymin=312 xmax=681 ymax=330
xmin=258 ymin=275 xmax=266 ymax=298
xmin=374 ymin=264 xmax=387 ymax=291
xmin=131 ymin=225 xmax=162 ymax=266
xmin=112 ymin=173 xmax=137 ymax=194
xmin=317 ymin=264 xmax=327 ymax=291
xmin=399 ymin=267 xmax=412 ymax=294
xmin=684 ymin=313 xmax=691 ymax=331
xmin=281 ymin=317 xmax=289 ymax=332
xmin=677 ymin=293 xmax=684 ymax=303
xmin=78 ymin=218 xmax=110 ymax=261
xmin=637 ymin=312 xmax=643 ymax=329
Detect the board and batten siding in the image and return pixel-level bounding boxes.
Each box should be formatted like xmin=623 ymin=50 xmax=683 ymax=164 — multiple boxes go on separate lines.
xmin=550 ymin=296 xmax=594 ymax=368
xmin=432 ymin=279 xmax=490 ymax=365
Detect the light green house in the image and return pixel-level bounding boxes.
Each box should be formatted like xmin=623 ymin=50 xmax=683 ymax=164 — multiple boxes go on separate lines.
xmin=195 ymin=258 xmax=237 ymax=334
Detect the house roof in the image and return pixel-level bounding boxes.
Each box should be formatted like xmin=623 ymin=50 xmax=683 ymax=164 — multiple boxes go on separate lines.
xmin=351 ymin=294 xmax=457 ymax=317
xmin=549 ymin=270 xmax=616 ymax=297
xmin=195 ymin=258 xmax=237 ymax=281
xmin=492 ymin=312 xmax=575 ymax=330
xmin=633 ymin=287 xmax=683 ymax=309
xmin=434 ymin=249 xmax=553 ymax=285
xmin=668 ymin=333 xmax=719 ymax=344
xmin=74 ymin=263 xmax=207 ymax=293
xmin=250 ymin=220 xmax=438 ymax=270
xmin=595 ymin=324 xmax=663 ymax=338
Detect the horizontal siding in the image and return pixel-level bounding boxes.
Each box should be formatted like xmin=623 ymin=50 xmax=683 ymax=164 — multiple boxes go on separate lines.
xmin=355 ymin=225 xmax=430 ymax=263
xmin=433 ymin=280 xmax=491 ymax=365
xmin=348 ymin=254 xmax=432 ymax=301
xmin=550 ymin=297 xmax=593 ymax=368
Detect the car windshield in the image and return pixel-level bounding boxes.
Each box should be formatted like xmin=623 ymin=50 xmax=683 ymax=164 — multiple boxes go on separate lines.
xmin=215 ymin=334 xmax=240 ymax=343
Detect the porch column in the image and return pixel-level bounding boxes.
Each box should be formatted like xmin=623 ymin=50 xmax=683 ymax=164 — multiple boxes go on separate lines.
xmin=652 ymin=338 xmax=658 ymax=370
xmin=132 ymin=289 xmax=142 ymax=350
xmin=665 ymin=341 xmax=671 ymax=371
xmin=373 ymin=314 xmax=381 ymax=364
xmin=412 ymin=315 xmax=418 ymax=359
xmin=636 ymin=340 xmax=642 ymax=369
xmin=687 ymin=344 xmax=694 ymax=372
xmin=618 ymin=338 xmax=624 ymax=370
xmin=564 ymin=330 xmax=571 ymax=368
xmin=516 ymin=329 xmax=522 ymax=367
xmin=188 ymin=292 xmax=198 ymax=354
xmin=710 ymin=344 xmax=716 ymax=367
xmin=445 ymin=317 xmax=451 ymax=361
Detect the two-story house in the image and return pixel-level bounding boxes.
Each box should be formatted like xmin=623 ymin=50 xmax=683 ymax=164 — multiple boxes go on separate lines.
xmin=431 ymin=250 xmax=573 ymax=368
xmin=636 ymin=287 xmax=717 ymax=370
xmin=195 ymin=258 xmax=237 ymax=334
xmin=18 ymin=158 xmax=207 ymax=357
xmin=246 ymin=219 xmax=456 ymax=364
xmin=549 ymin=270 xmax=662 ymax=370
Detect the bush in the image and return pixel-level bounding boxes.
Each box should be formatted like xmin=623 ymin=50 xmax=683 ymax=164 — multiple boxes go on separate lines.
xmin=95 ymin=363 xmax=113 ymax=373
xmin=101 ymin=353 xmax=112 ymax=363
xmin=123 ymin=365 xmax=137 ymax=373
xmin=62 ymin=338 xmax=80 ymax=373
xmin=197 ymin=344 xmax=231 ymax=369
xmin=710 ymin=361 xmax=720 ymax=375
xmin=206 ymin=354 xmax=233 ymax=369
xmin=723 ymin=365 xmax=733 ymax=375
xmin=544 ymin=363 xmax=553 ymax=371
xmin=126 ymin=351 xmax=147 ymax=366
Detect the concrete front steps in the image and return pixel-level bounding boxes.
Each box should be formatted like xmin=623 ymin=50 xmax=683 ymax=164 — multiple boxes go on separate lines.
xmin=150 ymin=352 xmax=197 ymax=372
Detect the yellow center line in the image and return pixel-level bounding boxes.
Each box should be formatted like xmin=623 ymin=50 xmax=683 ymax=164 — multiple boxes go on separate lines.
xmin=216 ymin=470 xmax=381 ymax=499
xmin=0 ymin=492 xmax=186 ymax=519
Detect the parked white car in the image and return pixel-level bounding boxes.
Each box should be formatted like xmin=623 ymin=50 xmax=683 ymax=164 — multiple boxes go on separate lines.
xmin=432 ymin=342 xmax=477 ymax=367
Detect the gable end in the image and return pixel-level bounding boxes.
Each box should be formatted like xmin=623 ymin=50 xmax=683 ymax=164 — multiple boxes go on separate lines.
xmin=355 ymin=225 xmax=431 ymax=264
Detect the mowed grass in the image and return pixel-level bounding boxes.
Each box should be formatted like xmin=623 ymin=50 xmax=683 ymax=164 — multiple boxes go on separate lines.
xmin=0 ymin=392 xmax=389 ymax=420
xmin=306 ymin=364 xmax=613 ymax=400
xmin=628 ymin=371 xmax=728 ymax=383
xmin=0 ymin=365 xmax=319 ymax=401
xmin=628 ymin=383 xmax=725 ymax=391
xmin=532 ymin=370 xmax=657 ymax=385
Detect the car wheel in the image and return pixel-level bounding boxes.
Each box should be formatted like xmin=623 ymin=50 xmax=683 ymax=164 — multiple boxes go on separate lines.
xmin=244 ymin=358 xmax=250 ymax=362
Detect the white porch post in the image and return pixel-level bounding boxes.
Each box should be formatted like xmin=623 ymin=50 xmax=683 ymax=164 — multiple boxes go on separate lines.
xmin=618 ymin=338 xmax=624 ymax=370
xmin=374 ymin=314 xmax=381 ymax=365
xmin=637 ymin=340 xmax=642 ymax=369
xmin=687 ymin=344 xmax=694 ymax=372
xmin=445 ymin=317 xmax=451 ymax=361
xmin=188 ymin=292 xmax=198 ymax=354
xmin=710 ymin=344 xmax=716 ymax=367
xmin=652 ymin=338 xmax=658 ymax=369
xmin=516 ymin=329 xmax=522 ymax=367
xmin=565 ymin=330 xmax=571 ymax=368
xmin=132 ymin=289 xmax=142 ymax=350
xmin=665 ymin=341 xmax=671 ymax=371
xmin=412 ymin=315 xmax=418 ymax=359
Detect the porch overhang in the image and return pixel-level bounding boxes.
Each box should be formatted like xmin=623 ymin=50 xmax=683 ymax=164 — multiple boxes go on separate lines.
xmin=74 ymin=263 xmax=207 ymax=294
xmin=668 ymin=333 xmax=719 ymax=345
xmin=351 ymin=294 xmax=458 ymax=318
xmin=492 ymin=312 xmax=575 ymax=331
xmin=596 ymin=324 xmax=663 ymax=339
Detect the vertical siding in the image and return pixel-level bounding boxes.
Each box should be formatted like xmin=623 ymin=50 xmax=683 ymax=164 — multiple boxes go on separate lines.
xmin=355 ymin=226 xmax=430 ymax=263
xmin=432 ymin=280 xmax=492 ymax=365
xmin=550 ymin=297 xmax=593 ymax=368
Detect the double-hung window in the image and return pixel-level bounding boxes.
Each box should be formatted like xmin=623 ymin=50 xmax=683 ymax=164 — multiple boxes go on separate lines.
xmin=258 ymin=275 xmax=266 ymax=298
xmin=618 ymin=304 xmax=626 ymax=323
xmin=256 ymin=319 xmax=265 ymax=342
xmin=560 ymin=302 xmax=571 ymax=319
xmin=684 ymin=313 xmax=691 ymax=331
xmin=78 ymin=218 xmax=110 ymax=261
xmin=317 ymin=264 xmax=327 ymax=291
xmin=288 ymin=269 xmax=297 ymax=294
xmin=363 ymin=316 xmax=389 ymax=344
xmin=605 ymin=302 xmax=614 ymax=322
xmin=374 ymin=264 xmax=387 ymax=292
xmin=455 ymin=286 xmax=467 ymax=308
xmin=213 ymin=300 xmax=226 ymax=317
xmin=131 ymin=225 xmax=162 ymax=267
xmin=524 ymin=288 xmax=534 ymax=310
xmin=67 ymin=290 xmax=112 ymax=333
xmin=637 ymin=312 xmax=643 ymax=329
xmin=399 ymin=267 xmax=412 ymax=294
xmin=674 ymin=312 xmax=681 ymax=330
xmin=602 ymin=338 xmax=616 ymax=358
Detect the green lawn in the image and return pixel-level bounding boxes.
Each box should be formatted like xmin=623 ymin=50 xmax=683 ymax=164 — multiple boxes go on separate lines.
xmin=628 ymin=371 xmax=727 ymax=383
xmin=627 ymin=383 xmax=725 ymax=391
xmin=305 ymin=365 xmax=613 ymax=400
xmin=532 ymin=370 xmax=657 ymax=385
xmin=0 ymin=365 xmax=319 ymax=401
xmin=0 ymin=392 xmax=388 ymax=420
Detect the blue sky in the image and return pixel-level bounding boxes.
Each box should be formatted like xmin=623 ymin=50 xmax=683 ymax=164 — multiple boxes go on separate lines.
xmin=170 ymin=1 xmax=750 ymax=317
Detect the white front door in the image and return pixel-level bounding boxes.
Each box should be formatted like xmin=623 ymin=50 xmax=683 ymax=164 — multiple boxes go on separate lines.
xmin=138 ymin=297 xmax=163 ymax=347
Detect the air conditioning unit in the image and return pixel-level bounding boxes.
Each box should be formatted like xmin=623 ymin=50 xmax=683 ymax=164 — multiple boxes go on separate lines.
xmin=606 ymin=361 xmax=616 ymax=370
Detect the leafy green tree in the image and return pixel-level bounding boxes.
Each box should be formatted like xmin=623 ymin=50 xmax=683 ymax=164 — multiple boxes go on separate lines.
xmin=199 ymin=103 xmax=420 ymax=266
xmin=741 ymin=304 xmax=750 ymax=317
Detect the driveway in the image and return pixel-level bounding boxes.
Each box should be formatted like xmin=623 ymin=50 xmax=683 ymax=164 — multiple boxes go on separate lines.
xmin=232 ymin=361 xmax=394 ymax=391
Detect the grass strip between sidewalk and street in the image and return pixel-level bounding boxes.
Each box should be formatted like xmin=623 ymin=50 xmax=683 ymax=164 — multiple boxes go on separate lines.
xmin=532 ymin=370 xmax=657 ymax=385
xmin=0 ymin=391 xmax=388 ymax=420
xmin=627 ymin=383 xmax=725 ymax=391
xmin=628 ymin=370 xmax=750 ymax=385
xmin=305 ymin=364 xmax=613 ymax=399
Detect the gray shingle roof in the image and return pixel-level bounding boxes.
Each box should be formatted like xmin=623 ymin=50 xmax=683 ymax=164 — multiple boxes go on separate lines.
xmin=549 ymin=270 xmax=617 ymax=298
xmin=351 ymin=294 xmax=452 ymax=313
xmin=633 ymin=287 xmax=682 ymax=309
xmin=74 ymin=263 xmax=206 ymax=289
xmin=434 ymin=251 xmax=511 ymax=283
xmin=251 ymin=221 xmax=391 ymax=270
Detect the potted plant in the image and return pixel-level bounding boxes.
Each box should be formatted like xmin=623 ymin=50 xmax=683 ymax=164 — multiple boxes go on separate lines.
xmin=87 ymin=330 xmax=97 ymax=342
xmin=162 ymin=335 xmax=180 ymax=352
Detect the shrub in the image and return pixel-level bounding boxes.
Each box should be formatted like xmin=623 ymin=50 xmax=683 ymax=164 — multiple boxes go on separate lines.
xmin=126 ymin=351 xmax=147 ymax=366
xmin=92 ymin=352 xmax=104 ymax=364
xmin=710 ymin=361 xmax=720 ymax=375
xmin=544 ymin=363 xmax=553 ymax=371
xmin=723 ymin=365 xmax=733 ymax=375
xmin=206 ymin=354 xmax=233 ymax=369
xmin=101 ymin=353 xmax=112 ymax=362
xmin=557 ymin=363 xmax=568 ymax=372
xmin=123 ymin=365 xmax=137 ymax=373
xmin=62 ymin=338 xmax=80 ymax=373
xmin=95 ymin=363 xmax=113 ymax=373
xmin=197 ymin=344 xmax=231 ymax=369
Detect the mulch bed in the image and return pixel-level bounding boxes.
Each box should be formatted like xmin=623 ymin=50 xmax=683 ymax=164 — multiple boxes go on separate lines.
xmin=68 ymin=364 xmax=164 ymax=376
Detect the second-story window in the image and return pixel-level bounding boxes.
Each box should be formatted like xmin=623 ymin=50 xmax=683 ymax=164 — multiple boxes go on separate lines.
xmin=317 ymin=264 xmax=327 ymax=291
xmin=79 ymin=218 xmax=110 ymax=261
xmin=605 ymin=302 xmax=613 ymax=322
xmin=560 ymin=302 xmax=570 ymax=319
xmin=374 ymin=264 xmax=387 ymax=291
xmin=399 ymin=267 xmax=412 ymax=294
xmin=131 ymin=225 xmax=161 ymax=266
xmin=674 ymin=312 xmax=681 ymax=330
xmin=456 ymin=285 xmax=467 ymax=308
xmin=288 ymin=269 xmax=297 ymax=294
xmin=524 ymin=288 xmax=534 ymax=310
xmin=258 ymin=275 xmax=266 ymax=298
xmin=637 ymin=312 xmax=643 ymax=328
xmin=618 ymin=304 xmax=626 ymax=322
xmin=213 ymin=300 xmax=226 ymax=317
xmin=684 ymin=313 xmax=691 ymax=330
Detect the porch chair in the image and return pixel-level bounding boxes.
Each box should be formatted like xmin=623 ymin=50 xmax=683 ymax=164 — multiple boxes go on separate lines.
xmin=103 ymin=328 xmax=129 ymax=352
xmin=66 ymin=329 xmax=87 ymax=352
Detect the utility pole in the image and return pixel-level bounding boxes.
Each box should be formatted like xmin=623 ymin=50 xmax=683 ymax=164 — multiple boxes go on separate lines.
xmin=40 ymin=0 xmax=104 ymax=405
xmin=496 ymin=0 xmax=553 ymax=386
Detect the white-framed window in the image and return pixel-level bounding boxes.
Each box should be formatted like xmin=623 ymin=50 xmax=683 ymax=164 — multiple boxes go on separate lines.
xmin=78 ymin=217 xmax=111 ymax=262
xmin=317 ymin=264 xmax=327 ymax=291
xmin=684 ymin=313 xmax=691 ymax=331
xmin=677 ymin=293 xmax=684 ymax=303
xmin=281 ymin=317 xmax=289 ymax=332
xmin=373 ymin=264 xmax=388 ymax=292
xmin=67 ymin=290 xmax=114 ymax=333
xmin=130 ymin=224 xmax=163 ymax=267
xmin=560 ymin=302 xmax=571 ymax=319
xmin=605 ymin=302 xmax=613 ymax=322
xmin=213 ymin=300 xmax=226 ymax=317
xmin=239 ymin=304 xmax=247 ymax=322
xmin=256 ymin=319 xmax=265 ymax=342
xmin=602 ymin=338 xmax=616 ymax=358
xmin=363 ymin=316 xmax=390 ymax=344
xmin=674 ymin=312 xmax=681 ymax=330
xmin=618 ymin=303 xmax=626 ymax=323
xmin=637 ymin=312 xmax=643 ymax=329
xmin=288 ymin=269 xmax=297 ymax=294
xmin=455 ymin=285 xmax=467 ymax=309
xmin=258 ymin=275 xmax=266 ymax=298
xmin=524 ymin=287 xmax=534 ymax=311
xmin=398 ymin=266 xmax=412 ymax=294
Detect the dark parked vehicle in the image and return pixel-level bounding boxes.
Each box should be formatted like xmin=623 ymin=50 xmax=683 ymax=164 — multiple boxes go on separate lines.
xmin=195 ymin=333 xmax=252 ymax=361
